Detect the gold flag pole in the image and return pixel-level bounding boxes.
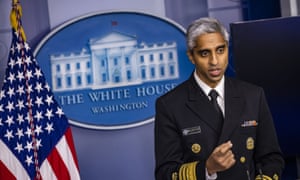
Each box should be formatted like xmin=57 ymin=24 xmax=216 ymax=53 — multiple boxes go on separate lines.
xmin=10 ymin=0 xmax=26 ymax=42
xmin=10 ymin=1 xmax=41 ymax=179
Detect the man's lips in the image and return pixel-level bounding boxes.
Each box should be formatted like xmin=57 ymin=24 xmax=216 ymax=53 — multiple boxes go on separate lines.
xmin=209 ymin=68 xmax=221 ymax=77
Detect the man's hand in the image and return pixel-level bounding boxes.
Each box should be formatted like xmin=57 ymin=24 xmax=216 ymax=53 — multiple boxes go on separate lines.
xmin=206 ymin=141 xmax=236 ymax=175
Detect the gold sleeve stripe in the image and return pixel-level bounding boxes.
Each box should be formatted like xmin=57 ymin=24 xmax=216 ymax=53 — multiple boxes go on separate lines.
xmin=178 ymin=161 xmax=199 ymax=180
xmin=255 ymin=174 xmax=273 ymax=180
xmin=179 ymin=165 xmax=186 ymax=180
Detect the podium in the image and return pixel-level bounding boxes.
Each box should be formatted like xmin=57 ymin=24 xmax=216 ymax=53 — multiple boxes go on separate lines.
xmin=230 ymin=16 xmax=300 ymax=179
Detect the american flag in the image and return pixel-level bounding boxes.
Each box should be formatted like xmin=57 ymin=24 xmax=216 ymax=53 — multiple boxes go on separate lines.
xmin=0 ymin=3 xmax=80 ymax=180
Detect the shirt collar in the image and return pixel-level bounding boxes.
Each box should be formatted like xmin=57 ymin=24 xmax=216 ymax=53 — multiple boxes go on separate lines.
xmin=193 ymin=70 xmax=225 ymax=100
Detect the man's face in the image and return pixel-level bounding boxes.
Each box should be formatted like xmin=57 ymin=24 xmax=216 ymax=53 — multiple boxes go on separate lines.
xmin=187 ymin=32 xmax=228 ymax=88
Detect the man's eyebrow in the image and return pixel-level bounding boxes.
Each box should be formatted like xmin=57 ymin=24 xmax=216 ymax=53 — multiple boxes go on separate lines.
xmin=197 ymin=48 xmax=210 ymax=52
xmin=216 ymin=44 xmax=226 ymax=49
xmin=195 ymin=43 xmax=227 ymax=51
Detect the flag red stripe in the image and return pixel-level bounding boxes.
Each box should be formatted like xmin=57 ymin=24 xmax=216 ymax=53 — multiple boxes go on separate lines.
xmin=0 ymin=160 xmax=16 ymax=180
xmin=47 ymin=148 xmax=70 ymax=180
xmin=65 ymin=127 xmax=80 ymax=170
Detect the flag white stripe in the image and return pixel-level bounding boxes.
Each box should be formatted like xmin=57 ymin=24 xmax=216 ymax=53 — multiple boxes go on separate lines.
xmin=0 ymin=140 xmax=30 ymax=180
xmin=40 ymin=159 xmax=58 ymax=180
xmin=57 ymin=135 xmax=81 ymax=180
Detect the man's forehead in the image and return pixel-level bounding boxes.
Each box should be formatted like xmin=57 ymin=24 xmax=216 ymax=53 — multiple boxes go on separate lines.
xmin=194 ymin=33 xmax=227 ymax=49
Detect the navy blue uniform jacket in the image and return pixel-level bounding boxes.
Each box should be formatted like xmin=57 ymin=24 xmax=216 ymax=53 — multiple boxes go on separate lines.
xmin=155 ymin=75 xmax=284 ymax=180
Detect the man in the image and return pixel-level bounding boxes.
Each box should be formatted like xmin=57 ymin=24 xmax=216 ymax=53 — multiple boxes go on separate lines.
xmin=154 ymin=17 xmax=284 ymax=180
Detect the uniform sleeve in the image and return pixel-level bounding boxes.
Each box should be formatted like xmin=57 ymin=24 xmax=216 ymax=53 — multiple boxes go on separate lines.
xmin=254 ymin=88 xmax=285 ymax=180
xmin=154 ymin=97 xmax=206 ymax=180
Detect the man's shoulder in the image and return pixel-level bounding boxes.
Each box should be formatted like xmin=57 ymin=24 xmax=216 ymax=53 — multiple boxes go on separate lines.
xmin=227 ymin=77 xmax=262 ymax=90
xmin=157 ymin=78 xmax=192 ymax=102
xmin=226 ymin=77 xmax=265 ymax=97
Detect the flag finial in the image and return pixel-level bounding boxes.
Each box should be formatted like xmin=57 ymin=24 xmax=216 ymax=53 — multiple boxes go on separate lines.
xmin=10 ymin=0 xmax=26 ymax=41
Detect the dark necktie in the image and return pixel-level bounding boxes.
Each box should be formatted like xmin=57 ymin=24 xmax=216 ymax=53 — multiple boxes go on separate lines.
xmin=209 ymin=89 xmax=224 ymax=132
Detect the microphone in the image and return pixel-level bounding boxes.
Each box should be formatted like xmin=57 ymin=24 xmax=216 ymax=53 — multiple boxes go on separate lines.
xmin=240 ymin=156 xmax=250 ymax=180
xmin=246 ymin=169 xmax=250 ymax=180
xmin=256 ymin=163 xmax=264 ymax=180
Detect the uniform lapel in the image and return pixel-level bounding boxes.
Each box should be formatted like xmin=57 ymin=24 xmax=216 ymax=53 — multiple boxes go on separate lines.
xmin=218 ymin=78 xmax=245 ymax=143
xmin=185 ymin=76 xmax=222 ymax=134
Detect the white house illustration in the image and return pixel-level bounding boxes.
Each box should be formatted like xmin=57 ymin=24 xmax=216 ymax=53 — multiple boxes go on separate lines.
xmin=50 ymin=31 xmax=179 ymax=92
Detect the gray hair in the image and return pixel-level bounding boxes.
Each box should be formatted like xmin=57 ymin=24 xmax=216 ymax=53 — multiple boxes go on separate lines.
xmin=186 ymin=17 xmax=229 ymax=50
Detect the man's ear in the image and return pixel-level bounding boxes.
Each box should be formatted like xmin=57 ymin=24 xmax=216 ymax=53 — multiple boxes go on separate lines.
xmin=187 ymin=50 xmax=195 ymax=65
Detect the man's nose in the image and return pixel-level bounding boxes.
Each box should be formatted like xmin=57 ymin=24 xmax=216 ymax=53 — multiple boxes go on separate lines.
xmin=209 ymin=53 xmax=218 ymax=65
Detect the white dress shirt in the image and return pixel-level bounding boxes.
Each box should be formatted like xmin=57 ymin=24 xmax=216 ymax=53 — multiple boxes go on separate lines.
xmin=193 ymin=71 xmax=225 ymax=180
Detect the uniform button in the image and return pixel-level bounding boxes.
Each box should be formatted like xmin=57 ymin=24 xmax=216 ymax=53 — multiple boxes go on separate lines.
xmin=240 ymin=156 xmax=246 ymax=163
xmin=191 ymin=143 xmax=201 ymax=154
